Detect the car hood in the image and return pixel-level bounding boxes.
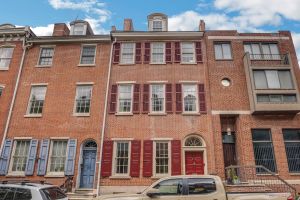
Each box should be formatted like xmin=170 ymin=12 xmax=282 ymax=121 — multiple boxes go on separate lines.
xmin=97 ymin=193 xmax=143 ymax=200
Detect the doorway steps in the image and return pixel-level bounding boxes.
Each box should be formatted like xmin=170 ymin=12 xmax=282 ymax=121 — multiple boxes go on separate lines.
xmin=67 ymin=189 xmax=96 ymax=200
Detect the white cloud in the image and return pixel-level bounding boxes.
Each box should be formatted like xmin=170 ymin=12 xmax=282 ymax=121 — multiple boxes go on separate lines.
xmin=31 ymin=24 xmax=54 ymax=36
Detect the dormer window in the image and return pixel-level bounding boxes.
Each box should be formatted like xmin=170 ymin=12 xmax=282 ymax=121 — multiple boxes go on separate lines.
xmin=71 ymin=23 xmax=86 ymax=35
xmin=148 ymin=13 xmax=168 ymax=31
xmin=153 ymin=20 xmax=163 ymax=31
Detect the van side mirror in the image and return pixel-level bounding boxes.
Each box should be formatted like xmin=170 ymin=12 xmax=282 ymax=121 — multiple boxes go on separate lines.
xmin=146 ymin=188 xmax=160 ymax=198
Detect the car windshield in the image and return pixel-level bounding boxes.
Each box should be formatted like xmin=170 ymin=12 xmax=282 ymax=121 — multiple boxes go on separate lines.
xmin=41 ymin=187 xmax=67 ymax=200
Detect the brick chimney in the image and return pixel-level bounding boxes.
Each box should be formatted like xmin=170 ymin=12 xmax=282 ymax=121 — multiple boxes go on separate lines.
xmin=199 ymin=20 xmax=205 ymax=32
xmin=123 ymin=19 xmax=134 ymax=31
xmin=52 ymin=23 xmax=70 ymax=36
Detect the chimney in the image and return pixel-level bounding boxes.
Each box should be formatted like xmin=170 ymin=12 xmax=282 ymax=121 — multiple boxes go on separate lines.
xmin=123 ymin=19 xmax=134 ymax=31
xmin=199 ymin=20 xmax=205 ymax=32
xmin=111 ymin=26 xmax=116 ymax=31
xmin=52 ymin=23 xmax=70 ymax=36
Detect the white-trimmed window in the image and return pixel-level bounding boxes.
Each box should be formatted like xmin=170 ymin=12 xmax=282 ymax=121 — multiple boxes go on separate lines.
xmin=38 ymin=47 xmax=54 ymax=66
xmin=9 ymin=140 xmax=30 ymax=174
xmin=48 ymin=140 xmax=68 ymax=174
xmin=74 ymin=85 xmax=92 ymax=114
xmin=181 ymin=42 xmax=195 ymax=63
xmin=0 ymin=47 xmax=14 ymax=69
xmin=183 ymin=84 xmax=198 ymax=112
xmin=80 ymin=45 xmax=96 ymax=65
xmin=120 ymin=43 xmax=135 ymax=64
xmin=71 ymin=23 xmax=86 ymax=35
xmin=151 ymin=84 xmax=165 ymax=113
xmin=214 ymin=43 xmax=232 ymax=60
xmin=153 ymin=20 xmax=163 ymax=31
xmin=27 ymin=86 xmax=47 ymax=115
xmin=151 ymin=43 xmax=165 ymax=64
xmin=118 ymin=84 xmax=133 ymax=113
xmin=154 ymin=141 xmax=170 ymax=176
xmin=113 ymin=141 xmax=131 ymax=176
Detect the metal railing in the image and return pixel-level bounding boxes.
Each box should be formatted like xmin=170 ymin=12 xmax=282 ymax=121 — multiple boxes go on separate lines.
xmin=225 ymin=165 xmax=296 ymax=196
xmin=245 ymin=53 xmax=290 ymax=66
xmin=60 ymin=175 xmax=73 ymax=193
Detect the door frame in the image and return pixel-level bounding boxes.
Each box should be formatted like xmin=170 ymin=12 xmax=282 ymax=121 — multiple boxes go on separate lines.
xmin=76 ymin=139 xmax=97 ymax=189
xmin=182 ymin=135 xmax=207 ymax=175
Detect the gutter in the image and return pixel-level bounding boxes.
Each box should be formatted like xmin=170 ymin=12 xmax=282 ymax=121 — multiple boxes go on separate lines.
xmin=0 ymin=29 xmax=32 ymax=152
xmin=96 ymin=37 xmax=116 ymax=196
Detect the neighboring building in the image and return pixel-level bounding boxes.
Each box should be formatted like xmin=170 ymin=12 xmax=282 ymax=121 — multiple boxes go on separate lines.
xmin=0 ymin=13 xmax=300 ymax=196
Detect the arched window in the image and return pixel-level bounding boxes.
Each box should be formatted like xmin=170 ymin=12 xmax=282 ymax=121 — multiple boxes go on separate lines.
xmin=84 ymin=140 xmax=97 ymax=148
xmin=185 ymin=136 xmax=203 ymax=147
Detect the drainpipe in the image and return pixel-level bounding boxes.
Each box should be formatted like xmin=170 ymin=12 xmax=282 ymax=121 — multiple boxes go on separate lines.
xmin=0 ymin=28 xmax=32 ymax=152
xmin=96 ymin=37 xmax=116 ymax=196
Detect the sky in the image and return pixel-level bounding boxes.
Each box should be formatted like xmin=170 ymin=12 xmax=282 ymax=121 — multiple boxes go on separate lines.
xmin=1 ymin=0 xmax=300 ymax=65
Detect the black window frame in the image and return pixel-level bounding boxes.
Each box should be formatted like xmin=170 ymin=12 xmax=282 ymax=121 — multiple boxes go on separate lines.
xmin=283 ymin=129 xmax=300 ymax=173
xmin=213 ymin=42 xmax=233 ymax=60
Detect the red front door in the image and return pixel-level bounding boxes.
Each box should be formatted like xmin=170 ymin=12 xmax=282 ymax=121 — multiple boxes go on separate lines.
xmin=185 ymin=151 xmax=204 ymax=175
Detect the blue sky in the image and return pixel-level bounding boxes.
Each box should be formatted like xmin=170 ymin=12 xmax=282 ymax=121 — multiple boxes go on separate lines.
xmin=1 ymin=0 xmax=300 ymax=64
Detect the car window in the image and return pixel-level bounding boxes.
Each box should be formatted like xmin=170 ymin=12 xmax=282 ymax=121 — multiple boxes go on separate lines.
xmin=14 ymin=188 xmax=32 ymax=200
xmin=153 ymin=179 xmax=183 ymax=196
xmin=0 ymin=187 xmax=15 ymax=200
xmin=41 ymin=187 xmax=67 ymax=200
xmin=188 ymin=178 xmax=216 ymax=195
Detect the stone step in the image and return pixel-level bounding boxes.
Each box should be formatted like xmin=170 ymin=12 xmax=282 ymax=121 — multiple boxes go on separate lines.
xmin=67 ymin=192 xmax=96 ymax=200
xmin=74 ymin=188 xmax=94 ymax=194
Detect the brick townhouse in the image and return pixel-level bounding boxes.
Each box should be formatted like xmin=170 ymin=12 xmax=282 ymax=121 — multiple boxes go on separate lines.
xmin=0 ymin=12 xmax=300 ymax=195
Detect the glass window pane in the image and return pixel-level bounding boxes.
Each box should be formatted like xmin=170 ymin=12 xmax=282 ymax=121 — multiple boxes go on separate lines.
xmin=257 ymin=95 xmax=270 ymax=102
xmin=253 ymin=71 xmax=268 ymax=89
xmin=181 ymin=43 xmax=194 ymax=63
xmin=252 ymin=129 xmax=271 ymax=141
xmin=283 ymin=94 xmax=297 ymax=102
xmin=151 ymin=43 xmax=164 ymax=63
xmin=265 ymin=70 xmax=280 ymax=89
xmin=153 ymin=179 xmax=183 ymax=195
xmin=269 ymin=95 xmax=282 ymax=102
xmin=283 ymin=129 xmax=300 ymax=141
xmin=28 ymin=86 xmax=47 ymax=114
xmin=244 ymin=44 xmax=252 ymax=54
xmin=222 ymin=44 xmax=232 ymax=59
xmin=188 ymin=178 xmax=216 ymax=194
xmin=183 ymin=85 xmax=197 ymax=112
xmin=12 ymin=140 xmax=30 ymax=172
xmin=115 ymin=142 xmax=129 ymax=174
xmin=75 ymin=85 xmax=92 ymax=113
xmin=251 ymin=44 xmax=261 ymax=59
xmin=155 ymin=142 xmax=169 ymax=174
xmin=214 ymin=44 xmax=222 ymax=59
xmin=121 ymin=43 xmax=134 ymax=64
xmin=151 ymin=84 xmax=165 ymax=112
xmin=80 ymin=46 xmax=96 ymax=64
xmin=50 ymin=141 xmax=67 ymax=172
xmin=270 ymin=44 xmax=280 ymax=59
xmin=278 ymin=70 xmax=293 ymax=89
xmin=118 ymin=85 xmax=132 ymax=113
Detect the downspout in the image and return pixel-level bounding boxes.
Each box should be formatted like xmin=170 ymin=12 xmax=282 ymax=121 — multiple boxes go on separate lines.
xmin=0 ymin=29 xmax=32 ymax=152
xmin=96 ymin=37 xmax=116 ymax=196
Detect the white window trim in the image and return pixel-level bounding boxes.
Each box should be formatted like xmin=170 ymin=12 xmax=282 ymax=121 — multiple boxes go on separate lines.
xmin=0 ymin=46 xmax=14 ymax=70
xmin=73 ymin=84 xmax=93 ymax=117
xmin=111 ymin=141 xmax=131 ymax=178
xmin=36 ymin=46 xmax=55 ymax=67
xmin=152 ymin=140 xmax=171 ymax=178
xmin=78 ymin=44 xmax=97 ymax=66
xmin=46 ymin=139 xmax=68 ymax=176
xmin=150 ymin=84 xmax=166 ymax=114
xmin=120 ymin=42 xmax=136 ymax=65
xmin=180 ymin=42 xmax=196 ymax=64
xmin=117 ymin=84 xmax=134 ymax=114
xmin=150 ymin=42 xmax=166 ymax=64
xmin=182 ymin=84 xmax=199 ymax=114
xmin=25 ymin=85 xmax=47 ymax=117
xmin=70 ymin=23 xmax=87 ymax=36
xmin=152 ymin=20 xmax=163 ymax=31
xmin=8 ymin=140 xmax=30 ymax=176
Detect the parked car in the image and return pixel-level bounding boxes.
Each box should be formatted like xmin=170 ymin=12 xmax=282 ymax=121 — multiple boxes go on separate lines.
xmin=0 ymin=181 xmax=68 ymax=200
xmin=97 ymin=175 xmax=293 ymax=200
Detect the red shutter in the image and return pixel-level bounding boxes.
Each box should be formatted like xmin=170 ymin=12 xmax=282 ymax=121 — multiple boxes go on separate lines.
xmin=142 ymin=84 xmax=150 ymax=113
xmin=175 ymin=84 xmax=182 ymax=113
xmin=133 ymin=84 xmax=140 ymax=114
xmin=174 ymin=42 xmax=181 ymax=63
xmin=165 ymin=84 xmax=173 ymax=113
xmin=101 ymin=140 xmax=113 ymax=177
xmin=144 ymin=42 xmax=150 ymax=64
xmin=130 ymin=140 xmax=141 ymax=177
xmin=109 ymin=84 xmax=118 ymax=114
xmin=143 ymin=140 xmax=153 ymax=177
xmin=113 ymin=42 xmax=120 ymax=64
xmin=171 ymin=140 xmax=181 ymax=175
xmin=195 ymin=41 xmax=203 ymax=63
xmin=165 ymin=42 xmax=172 ymax=63
xmin=198 ymin=84 xmax=206 ymax=113
xmin=135 ymin=43 xmax=142 ymax=64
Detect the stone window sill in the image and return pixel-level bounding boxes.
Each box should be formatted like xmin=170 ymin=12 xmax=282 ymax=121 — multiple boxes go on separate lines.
xmin=77 ymin=64 xmax=96 ymax=67
xmin=109 ymin=175 xmax=131 ymax=179
xmin=24 ymin=114 xmax=43 ymax=118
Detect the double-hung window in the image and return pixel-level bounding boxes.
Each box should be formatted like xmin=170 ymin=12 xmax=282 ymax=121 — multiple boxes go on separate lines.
xmin=114 ymin=141 xmax=130 ymax=176
xmin=27 ymin=86 xmax=47 ymax=115
xmin=151 ymin=43 xmax=165 ymax=64
xmin=214 ymin=43 xmax=232 ymax=60
xmin=252 ymin=129 xmax=277 ymax=173
xmin=118 ymin=84 xmax=133 ymax=113
xmin=48 ymin=140 xmax=68 ymax=174
xmin=253 ymin=70 xmax=294 ymax=89
xmin=244 ymin=43 xmax=280 ymax=60
xmin=183 ymin=84 xmax=198 ymax=113
xmin=0 ymin=47 xmax=14 ymax=69
xmin=181 ymin=42 xmax=195 ymax=63
xmin=71 ymin=24 xmax=86 ymax=35
xmin=10 ymin=140 xmax=30 ymax=174
xmin=38 ymin=47 xmax=54 ymax=66
xmin=283 ymin=129 xmax=300 ymax=173
xmin=74 ymin=85 xmax=92 ymax=114
xmin=151 ymin=84 xmax=165 ymax=113
xmin=120 ymin=43 xmax=135 ymax=64
xmin=80 ymin=45 xmax=96 ymax=65
xmin=154 ymin=141 xmax=169 ymax=176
